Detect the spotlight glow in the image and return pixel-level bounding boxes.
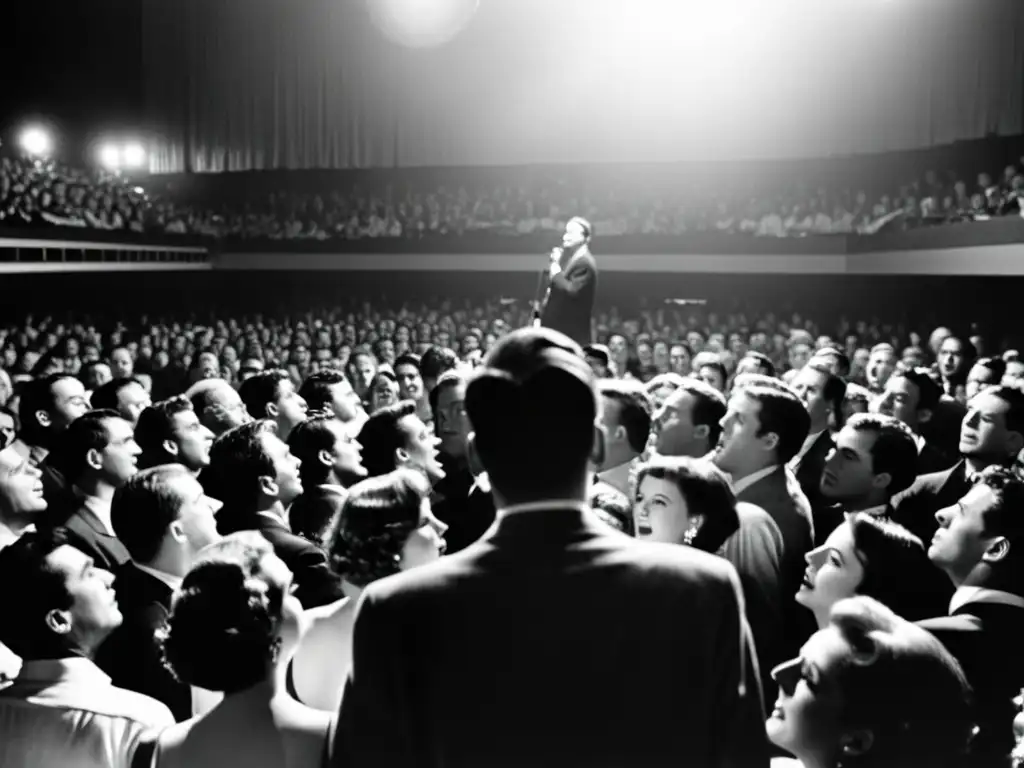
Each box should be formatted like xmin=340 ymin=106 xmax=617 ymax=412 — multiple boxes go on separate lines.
xmin=19 ymin=126 xmax=52 ymax=157
xmin=123 ymin=143 xmax=146 ymax=169
xmin=98 ymin=144 xmax=122 ymax=170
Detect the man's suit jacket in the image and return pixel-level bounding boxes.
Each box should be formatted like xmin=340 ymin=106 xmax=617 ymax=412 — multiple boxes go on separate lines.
xmin=95 ymin=563 xmax=191 ymax=722
xmin=431 ymin=465 xmax=496 ymax=555
xmin=737 ymin=467 xmax=815 ymax=656
xmin=287 ymin=485 xmax=347 ymax=549
xmin=891 ymin=460 xmax=971 ymax=546
xmin=918 ymin=600 xmax=1024 ymax=766
xmin=918 ymin=439 xmax=957 ymax=476
xmin=217 ymin=506 xmax=344 ymax=609
xmin=719 ymin=501 xmax=785 ymax=710
xmin=62 ymin=503 xmax=132 ymax=574
xmin=330 ymin=506 xmax=769 ymax=768
xmin=539 ymin=246 xmax=597 ymax=347
xmin=792 ymin=431 xmax=836 ymax=545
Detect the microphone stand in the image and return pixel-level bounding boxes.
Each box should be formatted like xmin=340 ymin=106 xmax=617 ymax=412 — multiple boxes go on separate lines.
xmin=532 ymin=248 xmax=559 ymax=328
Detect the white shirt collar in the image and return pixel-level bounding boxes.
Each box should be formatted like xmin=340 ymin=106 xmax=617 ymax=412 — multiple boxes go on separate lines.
xmin=0 ymin=521 xmax=34 ymax=551
xmin=914 ymin=433 xmax=927 ymax=454
xmin=497 ymin=500 xmax=591 ymax=518
xmin=732 ymin=465 xmax=780 ymax=495
xmin=950 ymin=586 xmax=1024 ymax=614
xmin=17 ymin=656 xmax=111 ymax=685
xmin=845 ymin=504 xmax=889 ymax=520
xmin=134 ymin=563 xmax=183 ymax=592
xmin=789 ymin=429 xmax=827 ymax=471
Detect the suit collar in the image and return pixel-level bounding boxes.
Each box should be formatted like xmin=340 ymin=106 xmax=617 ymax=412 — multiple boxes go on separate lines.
xmin=733 ymin=464 xmax=781 ymax=496
xmin=134 ymin=563 xmax=183 ymax=592
xmin=951 ymin=586 xmax=1024 ymax=614
xmin=486 ymin=502 xmax=603 ymax=546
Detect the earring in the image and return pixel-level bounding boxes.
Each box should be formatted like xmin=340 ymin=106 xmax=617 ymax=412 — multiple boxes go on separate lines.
xmin=683 ymin=520 xmax=700 ymax=546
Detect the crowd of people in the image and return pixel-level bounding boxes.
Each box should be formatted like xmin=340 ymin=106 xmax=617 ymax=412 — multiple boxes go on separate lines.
xmin=1 ymin=295 xmax=1024 ymax=767
xmin=3 ymin=140 xmax=1024 ymax=241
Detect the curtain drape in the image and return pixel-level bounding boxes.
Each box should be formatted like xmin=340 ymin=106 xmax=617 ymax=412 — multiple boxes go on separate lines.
xmin=141 ymin=0 xmax=1024 ymax=173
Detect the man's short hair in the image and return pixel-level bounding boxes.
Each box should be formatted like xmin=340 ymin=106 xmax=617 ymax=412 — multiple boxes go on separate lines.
xmin=90 ymin=378 xmax=143 ymax=413
xmin=733 ymin=373 xmax=793 ymax=394
xmin=583 ymin=344 xmax=611 ymax=369
xmin=972 ymin=466 xmax=1024 ymax=590
xmin=238 ymin=369 xmax=289 ymax=420
xmin=49 ymin=409 xmax=122 ymax=484
xmin=112 ymin=465 xmax=194 ymax=564
xmin=298 ymin=370 xmax=348 ymax=413
xmin=428 ymin=369 xmax=467 ymax=416
xmin=419 ymin=346 xmax=459 ymax=384
xmin=203 ymin=420 xmax=277 ymax=509
xmin=134 ymin=396 xmax=193 ymax=465
xmin=812 ymin=347 xmax=851 ymax=377
xmin=465 ymin=328 xmax=596 ymax=496
xmin=17 ymin=373 xmax=77 ymax=440
xmin=394 ymin=353 xmax=421 ymax=372
xmin=357 ymin=401 xmax=417 ymax=478
xmin=980 ymin=384 xmax=1024 ymax=439
xmin=670 ymin=379 xmax=727 ymax=449
xmin=844 ymin=413 xmax=919 ymax=496
xmin=972 ymin=357 xmax=1006 ymax=383
xmin=0 ymin=527 xmax=75 ymax=659
xmin=599 ymin=379 xmax=653 ymax=454
xmin=743 ymin=385 xmax=811 ymax=464
xmin=645 ymin=373 xmax=687 ymax=395
xmin=287 ymin=414 xmax=340 ymax=488
xmin=896 ymin=369 xmax=941 ymax=413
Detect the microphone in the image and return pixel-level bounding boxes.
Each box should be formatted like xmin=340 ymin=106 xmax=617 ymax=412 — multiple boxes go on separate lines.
xmin=663 ymin=298 xmax=708 ymax=306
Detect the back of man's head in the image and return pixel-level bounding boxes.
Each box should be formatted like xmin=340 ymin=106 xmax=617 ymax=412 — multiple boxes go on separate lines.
xmin=112 ymin=465 xmax=193 ymax=564
xmin=465 ymin=328 xmax=597 ymax=502
xmin=50 ymin=409 xmax=121 ymax=484
xmin=357 ymin=401 xmax=417 ymax=478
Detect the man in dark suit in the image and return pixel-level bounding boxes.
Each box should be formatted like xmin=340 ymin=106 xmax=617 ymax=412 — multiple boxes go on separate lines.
xmin=920 ymin=465 xmax=1024 ymax=767
xmin=330 ymin=327 xmax=768 ymax=768
xmin=873 ymin=367 xmax=955 ymax=475
xmin=133 ymin=395 xmax=215 ymax=475
xmin=538 ymin=216 xmax=597 ymax=347
xmin=96 ymin=465 xmax=221 ymax=721
xmin=714 ymin=382 xmax=815 ymax=663
xmin=789 ymin=362 xmax=845 ymax=541
xmin=205 ymin=419 xmax=343 ymax=608
xmin=43 ymin=409 xmax=142 ymax=573
xmin=286 ymin=413 xmax=367 ymax=547
xmin=893 ymin=384 xmax=1024 ymax=545
xmin=816 ymin=413 xmax=919 ymax=542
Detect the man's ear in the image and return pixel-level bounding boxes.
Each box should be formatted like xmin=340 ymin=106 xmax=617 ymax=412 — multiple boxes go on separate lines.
xmin=45 ymin=608 xmax=73 ymax=636
xmin=760 ymin=431 xmax=780 ymax=454
xmin=918 ymin=408 xmax=933 ymax=425
xmin=162 ymin=439 xmax=179 ymax=458
xmin=265 ymin=402 xmax=279 ymax=419
xmin=258 ymin=475 xmax=279 ymax=499
xmin=693 ymin=424 xmax=710 ymax=440
xmin=983 ymin=537 xmax=1011 ymax=564
xmin=871 ymin=472 xmax=892 ymax=491
xmin=36 ymin=410 xmax=52 ymax=429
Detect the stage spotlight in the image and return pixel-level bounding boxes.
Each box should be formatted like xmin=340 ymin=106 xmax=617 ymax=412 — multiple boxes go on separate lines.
xmin=98 ymin=144 xmax=122 ymax=170
xmin=123 ymin=142 xmax=146 ymax=169
xmin=19 ymin=126 xmax=52 ymax=157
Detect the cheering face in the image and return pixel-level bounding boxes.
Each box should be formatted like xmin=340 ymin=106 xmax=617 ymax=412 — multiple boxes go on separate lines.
xmin=98 ymin=417 xmax=142 ymax=488
xmin=397 ymin=414 xmax=445 ymax=485
xmin=260 ymin=432 xmax=304 ymax=506
xmin=938 ymin=338 xmax=966 ymax=379
xmin=633 ymin=474 xmax=694 ymax=544
xmin=795 ymin=523 xmax=865 ymax=621
xmin=960 ymin=390 xmax=1019 ymax=461
xmin=272 ymin=379 xmax=308 ymax=437
xmin=326 ymin=419 xmax=367 ymax=484
xmin=766 ymin=628 xmax=850 ymax=761
xmin=170 ymin=408 xmax=215 ymax=471
xmin=395 ymin=363 xmax=424 ymax=401
xmin=715 ymin=392 xmax=768 ymax=476
xmin=866 ymin=350 xmax=896 ymax=391
xmin=0 ymin=446 xmax=46 ymax=517
xmin=327 ymin=379 xmax=364 ymax=424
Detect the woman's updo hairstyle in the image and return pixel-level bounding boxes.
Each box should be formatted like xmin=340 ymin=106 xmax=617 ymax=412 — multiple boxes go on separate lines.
xmin=328 ymin=467 xmax=431 ymax=587
xmin=158 ymin=532 xmax=283 ymax=695
xmin=827 ymin=596 xmax=975 ymax=768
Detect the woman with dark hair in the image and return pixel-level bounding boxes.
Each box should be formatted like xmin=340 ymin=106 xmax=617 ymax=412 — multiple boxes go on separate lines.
xmin=151 ymin=531 xmax=328 ymax=768
xmin=796 ymin=513 xmax=951 ymax=630
xmin=633 ymin=456 xmax=740 ymax=554
xmin=768 ymin=596 xmax=974 ymax=768
xmin=285 ymin=467 xmax=447 ymax=712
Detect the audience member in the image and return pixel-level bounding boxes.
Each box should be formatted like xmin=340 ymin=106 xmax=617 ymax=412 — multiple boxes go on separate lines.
xmin=153 ymin=532 xmax=330 ymax=768
xmin=239 ymin=369 xmax=308 ymax=441
xmin=287 ymin=468 xmax=446 ymax=712
xmin=0 ymin=528 xmax=174 ymax=767
xmin=134 ymin=396 xmax=215 ymax=474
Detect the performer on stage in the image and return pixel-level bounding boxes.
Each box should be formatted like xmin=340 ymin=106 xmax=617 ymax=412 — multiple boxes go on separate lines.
xmin=536 ymin=216 xmax=597 ymax=346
